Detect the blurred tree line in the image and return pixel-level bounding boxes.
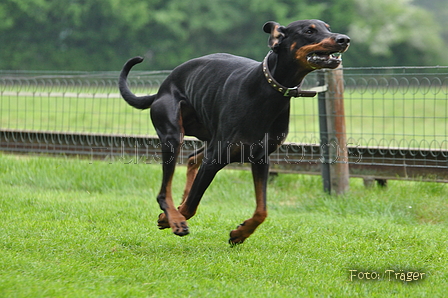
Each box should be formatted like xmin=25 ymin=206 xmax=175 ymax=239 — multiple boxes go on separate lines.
xmin=0 ymin=0 xmax=446 ymax=71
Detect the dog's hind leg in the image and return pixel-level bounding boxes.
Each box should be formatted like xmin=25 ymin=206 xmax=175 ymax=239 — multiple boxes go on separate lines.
xmin=157 ymin=146 xmax=204 ymax=230
xmin=151 ymin=99 xmax=189 ymax=236
xmin=229 ymin=162 xmax=269 ymax=245
xmin=177 ymin=146 xmax=227 ymax=221
xmin=180 ymin=148 xmax=204 ymax=213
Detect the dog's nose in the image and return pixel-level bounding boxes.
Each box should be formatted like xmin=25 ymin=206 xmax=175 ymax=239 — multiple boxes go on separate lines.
xmin=335 ymin=34 xmax=350 ymax=46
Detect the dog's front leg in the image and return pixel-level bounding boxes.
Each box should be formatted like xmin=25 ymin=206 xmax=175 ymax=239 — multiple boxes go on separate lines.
xmin=229 ymin=162 xmax=269 ymax=245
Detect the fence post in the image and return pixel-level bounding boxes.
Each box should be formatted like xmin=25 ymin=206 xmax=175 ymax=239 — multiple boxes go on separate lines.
xmin=325 ymin=66 xmax=350 ymax=195
xmin=317 ymin=71 xmax=331 ymax=194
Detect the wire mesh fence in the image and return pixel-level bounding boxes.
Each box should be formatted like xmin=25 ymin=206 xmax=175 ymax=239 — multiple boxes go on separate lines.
xmin=343 ymin=67 xmax=448 ymax=151
xmin=286 ymin=67 xmax=448 ymax=151
xmin=1 ymin=67 xmax=447 ymax=182
xmin=0 ymin=70 xmax=169 ymax=136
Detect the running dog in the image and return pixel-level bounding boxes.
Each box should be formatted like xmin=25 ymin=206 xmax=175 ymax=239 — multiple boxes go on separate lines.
xmin=119 ymin=19 xmax=350 ymax=244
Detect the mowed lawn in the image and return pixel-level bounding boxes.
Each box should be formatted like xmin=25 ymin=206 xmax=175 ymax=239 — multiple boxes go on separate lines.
xmin=0 ymin=154 xmax=447 ymax=297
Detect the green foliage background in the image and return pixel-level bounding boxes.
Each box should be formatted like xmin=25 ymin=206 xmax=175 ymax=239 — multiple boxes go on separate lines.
xmin=0 ymin=0 xmax=446 ymax=71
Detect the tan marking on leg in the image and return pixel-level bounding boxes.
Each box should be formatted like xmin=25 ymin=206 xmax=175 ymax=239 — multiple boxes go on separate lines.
xmin=158 ymin=175 xmax=189 ymax=235
xmin=178 ymin=152 xmax=204 ymax=219
xmin=229 ymin=164 xmax=268 ymax=244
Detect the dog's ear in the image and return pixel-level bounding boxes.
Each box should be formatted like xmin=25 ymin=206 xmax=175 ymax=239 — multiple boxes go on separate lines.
xmin=263 ymin=21 xmax=285 ymax=52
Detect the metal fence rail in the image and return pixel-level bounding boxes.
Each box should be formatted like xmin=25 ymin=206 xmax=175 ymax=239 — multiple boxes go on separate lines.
xmin=1 ymin=129 xmax=447 ymax=183
xmin=1 ymin=67 xmax=447 ymax=183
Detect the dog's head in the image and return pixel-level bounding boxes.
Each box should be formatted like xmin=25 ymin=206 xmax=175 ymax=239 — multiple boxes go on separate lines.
xmin=263 ymin=19 xmax=350 ymax=70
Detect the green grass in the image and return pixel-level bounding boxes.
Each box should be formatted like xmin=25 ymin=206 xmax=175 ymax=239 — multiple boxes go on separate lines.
xmin=0 ymin=153 xmax=447 ymax=297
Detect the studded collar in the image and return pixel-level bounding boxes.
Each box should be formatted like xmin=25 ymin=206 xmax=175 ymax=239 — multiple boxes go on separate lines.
xmin=262 ymin=51 xmax=316 ymax=98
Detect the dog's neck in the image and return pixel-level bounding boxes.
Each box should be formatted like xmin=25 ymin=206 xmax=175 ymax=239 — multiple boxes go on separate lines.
xmin=266 ymin=51 xmax=312 ymax=89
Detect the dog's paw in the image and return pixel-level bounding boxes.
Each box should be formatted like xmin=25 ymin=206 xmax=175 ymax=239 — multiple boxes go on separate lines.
xmin=159 ymin=212 xmax=189 ymax=236
xmin=228 ymin=227 xmax=247 ymax=246
xmin=157 ymin=213 xmax=170 ymax=230
xmin=172 ymin=221 xmax=189 ymax=236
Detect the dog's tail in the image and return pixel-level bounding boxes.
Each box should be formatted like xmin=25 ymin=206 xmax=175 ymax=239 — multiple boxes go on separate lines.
xmin=118 ymin=56 xmax=156 ymax=110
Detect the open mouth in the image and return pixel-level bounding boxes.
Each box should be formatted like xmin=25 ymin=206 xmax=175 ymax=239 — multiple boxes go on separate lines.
xmin=307 ymin=51 xmax=342 ymax=68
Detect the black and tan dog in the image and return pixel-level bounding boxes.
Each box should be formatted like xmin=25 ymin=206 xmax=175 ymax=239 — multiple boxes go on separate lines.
xmin=119 ymin=19 xmax=350 ymax=244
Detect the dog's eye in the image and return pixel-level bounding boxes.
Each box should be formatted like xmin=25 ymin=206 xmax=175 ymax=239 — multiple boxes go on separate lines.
xmin=305 ymin=29 xmax=314 ymax=35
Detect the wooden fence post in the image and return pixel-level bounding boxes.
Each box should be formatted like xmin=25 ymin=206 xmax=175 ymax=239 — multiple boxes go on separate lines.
xmin=317 ymin=72 xmax=331 ymax=194
xmin=325 ymin=66 xmax=349 ymax=195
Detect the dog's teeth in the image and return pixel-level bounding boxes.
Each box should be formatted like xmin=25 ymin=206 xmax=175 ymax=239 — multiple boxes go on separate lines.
xmin=308 ymin=52 xmax=343 ymax=63
xmin=331 ymin=53 xmax=342 ymax=59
